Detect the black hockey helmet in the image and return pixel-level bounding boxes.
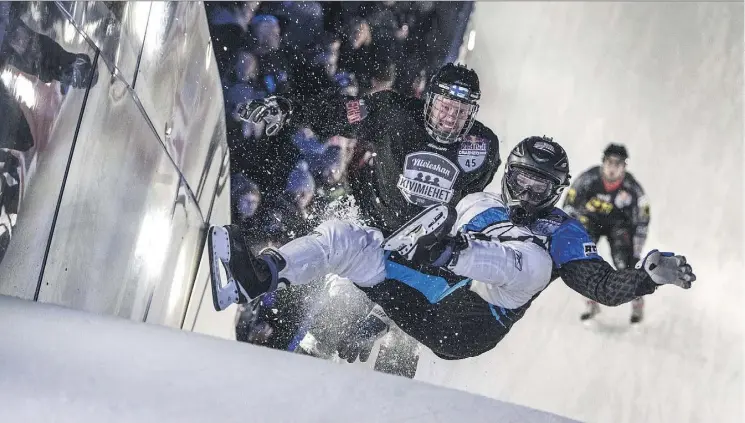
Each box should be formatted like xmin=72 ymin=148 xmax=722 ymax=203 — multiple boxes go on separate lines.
xmin=502 ymin=136 xmax=571 ymax=224
xmin=424 ymin=63 xmax=481 ymax=145
xmin=602 ymin=143 xmax=628 ymax=161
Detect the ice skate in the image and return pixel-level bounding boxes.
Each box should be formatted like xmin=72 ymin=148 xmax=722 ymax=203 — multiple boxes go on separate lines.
xmin=382 ymin=204 xmax=456 ymax=260
xmin=630 ymin=299 xmax=644 ymax=324
xmin=580 ymin=301 xmax=600 ymax=322
xmin=208 ymin=225 xmax=285 ymax=311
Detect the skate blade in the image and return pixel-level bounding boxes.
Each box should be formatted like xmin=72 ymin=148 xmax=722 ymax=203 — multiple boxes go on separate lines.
xmin=208 ymin=226 xmax=240 ymax=311
xmin=382 ymin=205 xmax=450 ymax=258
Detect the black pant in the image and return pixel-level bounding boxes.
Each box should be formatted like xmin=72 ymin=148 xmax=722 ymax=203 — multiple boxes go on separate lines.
xmin=362 ymin=280 xmax=517 ymax=360
xmin=584 ymin=222 xmax=644 ymax=311
xmin=586 ymin=223 xmax=636 ymax=270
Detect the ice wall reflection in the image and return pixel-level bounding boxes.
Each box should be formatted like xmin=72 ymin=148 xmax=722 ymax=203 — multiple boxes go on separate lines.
xmin=0 ymin=1 xmax=229 ymax=329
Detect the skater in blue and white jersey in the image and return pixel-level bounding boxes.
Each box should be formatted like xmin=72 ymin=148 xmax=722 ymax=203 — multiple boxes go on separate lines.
xmin=209 ymin=137 xmax=696 ymax=360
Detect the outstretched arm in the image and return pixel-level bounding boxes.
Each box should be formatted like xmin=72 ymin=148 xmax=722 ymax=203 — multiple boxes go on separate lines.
xmin=559 ymin=259 xmax=657 ymax=306
xmin=551 ymin=217 xmax=694 ymax=306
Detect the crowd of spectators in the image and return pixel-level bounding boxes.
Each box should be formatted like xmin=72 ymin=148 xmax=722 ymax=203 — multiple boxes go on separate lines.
xmin=206 ymin=1 xmax=473 ymax=252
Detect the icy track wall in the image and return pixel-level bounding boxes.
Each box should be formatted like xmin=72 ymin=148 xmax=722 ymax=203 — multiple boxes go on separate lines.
xmin=0 ymin=2 xmax=233 ymax=334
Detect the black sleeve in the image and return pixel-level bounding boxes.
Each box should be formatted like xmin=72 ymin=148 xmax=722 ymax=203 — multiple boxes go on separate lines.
xmin=462 ymin=123 xmax=502 ymax=195
xmin=289 ymin=90 xmax=402 ymax=141
xmin=559 ymin=259 xmax=658 ymax=306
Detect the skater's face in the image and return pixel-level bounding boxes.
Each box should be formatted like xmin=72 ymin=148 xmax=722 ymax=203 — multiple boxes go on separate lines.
xmin=255 ymin=21 xmax=281 ymax=51
xmin=506 ymin=167 xmax=555 ymax=206
xmin=602 ymin=155 xmax=626 ymax=182
xmin=429 ymin=95 xmax=471 ymax=134
xmin=351 ymin=22 xmax=372 ymax=49
xmin=237 ymin=191 xmax=260 ymax=218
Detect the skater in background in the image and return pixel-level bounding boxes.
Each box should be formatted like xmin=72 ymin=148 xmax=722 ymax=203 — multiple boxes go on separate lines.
xmin=563 ymin=144 xmax=650 ymax=323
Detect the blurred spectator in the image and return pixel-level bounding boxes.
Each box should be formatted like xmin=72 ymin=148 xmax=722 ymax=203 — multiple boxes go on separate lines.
xmin=225 ymin=51 xmax=266 ymax=140
xmin=286 ymin=160 xmax=316 ymax=216
xmin=337 ymin=17 xmax=376 ymax=86
xmin=231 ymin=173 xmax=262 ymax=223
xmin=291 ymin=34 xmax=343 ymax=101
xmin=207 ymin=2 xmax=260 ymax=81
xmin=250 ymin=14 xmax=290 ymax=95
xmin=261 ymin=2 xmax=325 ymax=51
xmin=251 ymin=14 xmax=281 ymax=54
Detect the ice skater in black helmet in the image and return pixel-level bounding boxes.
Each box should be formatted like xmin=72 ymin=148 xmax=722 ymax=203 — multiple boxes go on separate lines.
xmin=207 ymin=136 xmax=696 ymax=360
xmin=563 ymin=144 xmax=651 ymax=324
xmin=231 ymin=62 xmax=501 ymax=374
xmin=237 ymin=62 xmax=501 ymax=232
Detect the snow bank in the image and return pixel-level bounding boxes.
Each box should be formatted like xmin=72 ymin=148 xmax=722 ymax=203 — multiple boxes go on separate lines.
xmin=0 ymin=295 xmax=577 ymax=423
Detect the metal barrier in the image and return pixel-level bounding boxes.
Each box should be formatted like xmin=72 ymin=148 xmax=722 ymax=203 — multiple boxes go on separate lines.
xmin=0 ymin=1 xmax=230 ymax=332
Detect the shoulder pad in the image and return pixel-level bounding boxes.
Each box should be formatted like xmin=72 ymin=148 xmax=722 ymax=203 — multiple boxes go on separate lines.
xmin=578 ymin=167 xmax=601 ymax=183
xmin=549 ymin=217 xmax=601 ymax=266
xmin=461 ymin=205 xmax=509 ymax=233
xmin=468 ymin=120 xmax=499 ymax=142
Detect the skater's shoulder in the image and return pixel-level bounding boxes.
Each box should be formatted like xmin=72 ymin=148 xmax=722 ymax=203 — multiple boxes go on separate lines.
xmin=575 ymin=166 xmax=602 ymax=183
xmin=467 ymin=120 xmax=499 ymax=142
xmin=539 ymin=211 xmax=600 ymax=265
xmin=622 ymin=171 xmax=645 ymax=191
xmin=363 ymin=89 xmax=408 ymax=107
xmin=530 ymin=208 xmax=589 ymax=238
xmin=456 ymin=192 xmax=509 ymax=230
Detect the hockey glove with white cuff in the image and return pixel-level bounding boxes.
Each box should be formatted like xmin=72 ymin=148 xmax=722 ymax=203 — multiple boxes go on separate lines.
xmin=636 ymin=249 xmax=696 ymax=289
xmin=237 ymin=96 xmax=294 ymax=137
xmin=336 ymin=304 xmax=390 ymax=363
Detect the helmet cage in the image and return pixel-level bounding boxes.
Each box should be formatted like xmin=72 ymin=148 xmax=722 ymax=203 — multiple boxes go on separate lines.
xmin=424 ymin=82 xmax=479 ymax=144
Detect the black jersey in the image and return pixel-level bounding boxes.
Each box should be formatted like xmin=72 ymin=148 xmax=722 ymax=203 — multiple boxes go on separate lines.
xmin=294 ymin=90 xmax=501 ymax=232
xmin=562 ymin=166 xmax=650 ymax=257
xmin=563 ymin=167 xmax=649 ymax=229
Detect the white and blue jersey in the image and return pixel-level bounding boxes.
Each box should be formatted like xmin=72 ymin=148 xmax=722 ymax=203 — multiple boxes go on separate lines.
xmin=385 ymin=192 xmax=600 ymax=312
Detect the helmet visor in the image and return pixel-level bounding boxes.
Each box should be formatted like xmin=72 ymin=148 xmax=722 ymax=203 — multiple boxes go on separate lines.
xmin=506 ymin=167 xmax=556 ymax=205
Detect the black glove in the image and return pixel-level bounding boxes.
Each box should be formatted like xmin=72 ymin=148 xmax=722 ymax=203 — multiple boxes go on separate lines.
xmin=336 ymin=305 xmax=389 ymax=363
xmin=237 ymin=96 xmax=294 ymax=137
xmin=636 ymin=249 xmax=696 ymax=289
xmin=409 ymin=232 xmax=469 ymax=268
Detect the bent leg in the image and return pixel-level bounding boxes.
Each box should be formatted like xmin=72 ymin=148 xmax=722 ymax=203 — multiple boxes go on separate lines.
xmin=278 ymin=220 xmax=387 ymax=287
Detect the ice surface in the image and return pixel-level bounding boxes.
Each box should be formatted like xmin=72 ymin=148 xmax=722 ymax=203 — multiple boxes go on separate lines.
xmin=414 ymin=3 xmax=743 ymax=423
xmin=0 ymin=295 xmax=577 ymax=423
